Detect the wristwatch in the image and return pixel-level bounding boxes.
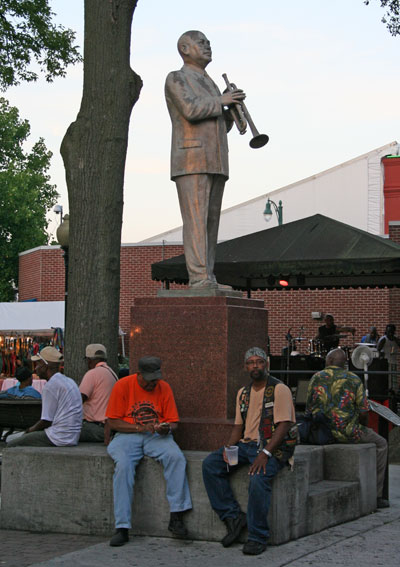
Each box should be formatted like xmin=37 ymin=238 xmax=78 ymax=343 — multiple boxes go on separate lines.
xmin=262 ymin=448 xmax=272 ymax=458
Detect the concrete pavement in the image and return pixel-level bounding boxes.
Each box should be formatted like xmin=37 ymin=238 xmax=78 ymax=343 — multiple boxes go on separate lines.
xmin=1 ymin=465 xmax=399 ymax=567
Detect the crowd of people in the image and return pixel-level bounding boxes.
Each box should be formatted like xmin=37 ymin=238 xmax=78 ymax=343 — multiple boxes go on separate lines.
xmin=316 ymin=315 xmax=400 ymax=356
xmin=1 ymin=23 xmax=396 ymax=554
xmin=2 ymin=331 xmax=392 ymax=555
xmin=3 ymin=343 xmax=299 ymax=555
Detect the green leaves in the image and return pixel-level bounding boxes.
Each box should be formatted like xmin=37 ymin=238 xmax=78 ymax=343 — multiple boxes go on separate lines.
xmin=364 ymin=0 xmax=400 ymax=36
xmin=0 ymin=2 xmax=81 ymax=296
xmin=0 ymin=0 xmax=82 ymax=90
xmin=0 ymin=97 xmax=58 ymax=300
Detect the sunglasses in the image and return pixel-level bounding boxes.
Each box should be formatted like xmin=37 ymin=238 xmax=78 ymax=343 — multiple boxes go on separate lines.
xmin=36 ymin=352 xmax=49 ymax=366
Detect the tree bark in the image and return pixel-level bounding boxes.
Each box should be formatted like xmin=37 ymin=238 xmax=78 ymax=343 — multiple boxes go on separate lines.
xmin=60 ymin=0 xmax=142 ymax=381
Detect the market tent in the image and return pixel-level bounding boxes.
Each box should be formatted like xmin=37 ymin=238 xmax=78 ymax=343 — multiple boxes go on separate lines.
xmin=151 ymin=214 xmax=400 ymax=290
xmin=0 ymin=301 xmax=64 ymax=335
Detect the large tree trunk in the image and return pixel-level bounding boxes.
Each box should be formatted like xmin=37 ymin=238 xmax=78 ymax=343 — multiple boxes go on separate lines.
xmin=60 ymin=0 xmax=142 ymax=381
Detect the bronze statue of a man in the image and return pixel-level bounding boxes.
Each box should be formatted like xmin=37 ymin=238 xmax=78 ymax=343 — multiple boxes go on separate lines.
xmin=165 ymin=30 xmax=245 ymax=289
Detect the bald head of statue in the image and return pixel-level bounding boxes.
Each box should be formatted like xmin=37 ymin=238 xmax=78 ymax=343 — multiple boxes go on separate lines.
xmin=177 ymin=30 xmax=212 ymax=69
xmin=325 ymin=348 xmax=346 ymax=368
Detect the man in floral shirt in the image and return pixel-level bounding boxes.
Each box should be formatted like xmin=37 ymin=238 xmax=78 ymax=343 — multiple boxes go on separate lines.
xmin=306 ymin=348 xmax=388 ymax=508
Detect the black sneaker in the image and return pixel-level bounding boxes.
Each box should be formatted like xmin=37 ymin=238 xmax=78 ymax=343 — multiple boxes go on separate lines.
xmin=110 ymin=528 xmax=129 ymax=547
xmin=168 ymin=512 xmax=188 ymax=537
xmin=242 ymin=540 xmax=267 ymax=555
xmin=222 ymin=511 xmax=247 ymax=547
xmin=377 ymin=497 xmax=390 ymax=509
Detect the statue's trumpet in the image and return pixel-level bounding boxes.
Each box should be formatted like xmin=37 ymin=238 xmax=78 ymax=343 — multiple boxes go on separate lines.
xmin=222 ymin=73 xmax=269 ymax=149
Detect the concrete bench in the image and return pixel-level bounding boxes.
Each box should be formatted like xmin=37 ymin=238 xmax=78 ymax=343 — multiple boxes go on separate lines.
xmin=0 ymin=443 xmax=377 ymax=545
xmin=0 ymin=400 xmax=42 ymax=430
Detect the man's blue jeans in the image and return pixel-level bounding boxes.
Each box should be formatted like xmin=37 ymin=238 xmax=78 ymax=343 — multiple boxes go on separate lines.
xmin=107 ymin=432 xmax=192 ymax=528
xmin=202 ymin=441 xmax=284 ymax=544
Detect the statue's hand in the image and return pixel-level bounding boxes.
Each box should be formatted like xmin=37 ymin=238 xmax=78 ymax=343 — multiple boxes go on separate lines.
xmin=221 ymin=89 xmax=246 ymax=106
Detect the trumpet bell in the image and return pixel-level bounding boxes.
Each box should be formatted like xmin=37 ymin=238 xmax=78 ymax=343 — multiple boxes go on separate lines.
xmin=249 ymin=133 xmax=269 ymax=149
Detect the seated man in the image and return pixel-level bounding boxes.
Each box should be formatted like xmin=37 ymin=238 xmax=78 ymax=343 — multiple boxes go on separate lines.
xmin=106 ymin=356 xmax=192 ymax=547
xmin=306 ymin=348 xmax=388 ymax=508
xmin=7 ymin=347 xmax=82 ymax=447
xmin=361 ymin=326 xmax=379 ymax=345
xmin=79 ymin=343 xmax=118 ymax=442
xmin=316 ymin=314 xmax=355 ymax=352
xmin=0 ymin=367 xmax=41 ymax=399
xmin=202 ymin=347 xmax=297 ymax=556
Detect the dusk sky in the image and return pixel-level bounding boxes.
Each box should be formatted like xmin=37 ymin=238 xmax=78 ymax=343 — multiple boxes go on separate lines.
xmin=6 ymin=0 xmax=399 ymax=243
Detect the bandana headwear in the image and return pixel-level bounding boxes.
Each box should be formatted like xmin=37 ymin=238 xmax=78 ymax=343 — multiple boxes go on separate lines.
xmin=244 ymin=347 xmax=267 ymax=363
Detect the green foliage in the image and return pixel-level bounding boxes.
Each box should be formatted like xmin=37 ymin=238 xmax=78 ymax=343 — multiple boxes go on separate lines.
xmin=364 ymin=0 xmax=400 ymax=36
xmin=0 ymin=97 xmax=58 ymax=300
xmin=0 ymin=0 xmax=82 ymax=90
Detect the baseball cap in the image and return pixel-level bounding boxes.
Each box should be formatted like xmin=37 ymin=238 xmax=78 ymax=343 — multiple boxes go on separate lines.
xmin=85 ymin=344 xmax=107 ymax=359
xmin=31 ymin=346 xmax=64 ymax=363
xmin=138 ymin=356 xmax=162 ymax=382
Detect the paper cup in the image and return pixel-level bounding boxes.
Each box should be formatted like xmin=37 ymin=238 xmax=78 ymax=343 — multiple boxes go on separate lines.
xmin=225 ymin=445 xmax=239 ymax=465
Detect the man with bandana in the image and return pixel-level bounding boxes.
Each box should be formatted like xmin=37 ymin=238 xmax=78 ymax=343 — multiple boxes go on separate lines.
xmin=202 ymin=347 xmax=297 ymax=556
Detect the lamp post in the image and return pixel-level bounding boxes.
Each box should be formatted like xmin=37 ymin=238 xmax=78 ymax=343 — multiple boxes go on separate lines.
xmin=56 ymin=214 xmax=70 ymax=335
xmin=263 ymin=198 xmax=283 ymax=225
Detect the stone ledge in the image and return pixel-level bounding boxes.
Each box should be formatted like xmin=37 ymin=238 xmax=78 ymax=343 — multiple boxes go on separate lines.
xmin=157 ymin=289 xmax=243 ymax=298
xmin=0 ymin=444 xmax=377 ymax=545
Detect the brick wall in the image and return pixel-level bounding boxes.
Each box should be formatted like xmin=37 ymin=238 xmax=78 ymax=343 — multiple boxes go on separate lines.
xmin=18 ymin=244 xmax=185 ymax=350
xmin=18 ymin=249 xmax=43 ymax=301
xmin=383 ymin=157 xmax=400 ymax=233
xmin=18 ymin=247 xmax=65 ymax=302
xmin=18 ymin=238 xmax=399 ymax=356
xmin=389 ymin=221 xmax=400 ymax=244
xmin=119 ymin=244 xmax=185 ymax=337
xmin=253 ymin=287 xmax=391 ymax=355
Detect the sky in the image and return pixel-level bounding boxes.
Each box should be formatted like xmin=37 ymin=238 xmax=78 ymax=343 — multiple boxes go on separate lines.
xmin=5 ymin=0 xmax=400 ymax=244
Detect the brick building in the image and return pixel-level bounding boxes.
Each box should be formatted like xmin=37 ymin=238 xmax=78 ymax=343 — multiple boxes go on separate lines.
xmin=17 ymin=145 xmax=400 ymax=357
xmin=18 ymin=221 xmax=400 ymax=357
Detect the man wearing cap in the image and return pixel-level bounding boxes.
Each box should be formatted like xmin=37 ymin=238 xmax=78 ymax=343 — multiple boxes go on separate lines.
xmin=106 ymin=356 xmax=192 ymax=547
xmin=79 ymin=344 xmax=118 ymax=443
xmin=7 ymin=346 xmax=82 ymax=447
xmin=202 ymin=347 xmax=297 ymax=556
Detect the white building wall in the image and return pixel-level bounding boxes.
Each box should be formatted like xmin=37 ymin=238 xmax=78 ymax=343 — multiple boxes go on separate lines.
xmin=140 ymin=141 xmax=398 ymax=244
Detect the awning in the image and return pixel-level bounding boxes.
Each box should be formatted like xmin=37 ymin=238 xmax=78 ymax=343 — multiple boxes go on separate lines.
xmin=0 ymin=301 xmax=65 ymax=335
xmin=151 ymin=214 xmax=400 ymax=290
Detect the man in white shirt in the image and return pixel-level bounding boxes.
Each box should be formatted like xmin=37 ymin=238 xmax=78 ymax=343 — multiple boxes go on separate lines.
xmin=7 ymin=346 xmax=82 ymax=447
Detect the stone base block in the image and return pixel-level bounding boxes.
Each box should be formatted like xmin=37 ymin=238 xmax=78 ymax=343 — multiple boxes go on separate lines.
xmin=0 ymin=444 xmax=376 ymax=545
xmin=130 ymin=296 xmax=268 ymax=450
xmin=323 ymin=443 xmax=377 ymax=515
xmin=307 ymin=480 xmax=360 ymax=533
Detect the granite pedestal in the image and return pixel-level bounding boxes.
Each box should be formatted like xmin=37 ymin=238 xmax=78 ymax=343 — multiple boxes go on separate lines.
xmin=130 ymin=296 xmax=268 ymax=450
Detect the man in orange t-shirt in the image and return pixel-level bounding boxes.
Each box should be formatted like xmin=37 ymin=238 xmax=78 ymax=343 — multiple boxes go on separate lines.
xmin=106 ymin=356 xmax=192 ymax=547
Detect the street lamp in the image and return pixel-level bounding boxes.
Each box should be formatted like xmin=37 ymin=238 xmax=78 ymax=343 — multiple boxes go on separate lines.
xmin=263 ymin=198 xmax=283 ymax=225
xmin=53 ymin=204 xmax=63 ymax=223
xmin=56 ymin=214 xmax=69 ymax=334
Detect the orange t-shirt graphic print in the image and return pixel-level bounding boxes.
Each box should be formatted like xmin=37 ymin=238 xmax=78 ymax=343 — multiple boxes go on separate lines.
xmin=106 ymin=373 xmax=179 ymax=425
xmin=130 ymin=400 xmax=159 ymax=426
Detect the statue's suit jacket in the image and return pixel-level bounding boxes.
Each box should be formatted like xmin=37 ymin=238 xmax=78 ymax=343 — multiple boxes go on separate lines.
xmin=165 ymin=64 xmax=231 ymax=181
